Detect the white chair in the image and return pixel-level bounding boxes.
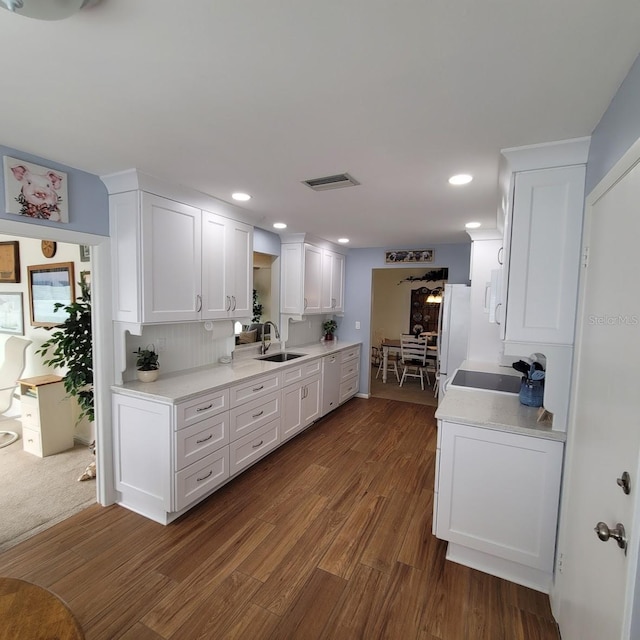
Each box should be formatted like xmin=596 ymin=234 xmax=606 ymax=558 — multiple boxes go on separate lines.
xmin=0 ymin=336 xmax=32 ymax=449
xmin=375 ymin=339 xmax=400 ymax=382
xmin=399 ymin=334 xmax=429 ymax=390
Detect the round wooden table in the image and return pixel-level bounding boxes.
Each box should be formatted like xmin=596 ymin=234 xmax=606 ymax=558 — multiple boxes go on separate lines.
xmin=0 ymin=577 xmax=84 ymax=640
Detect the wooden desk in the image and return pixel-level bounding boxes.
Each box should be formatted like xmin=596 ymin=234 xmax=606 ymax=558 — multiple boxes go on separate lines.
xmin=380 ymin=336 xmax=437 ymax=383
xmin=0 ymin=577 xmax=84 ymax=640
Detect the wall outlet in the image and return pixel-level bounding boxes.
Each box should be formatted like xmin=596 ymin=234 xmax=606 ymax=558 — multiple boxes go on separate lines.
xmin=355 ymin=321 xmax=361 ymax=329
xmin=156 ymin=338 xmax=166 ymax=352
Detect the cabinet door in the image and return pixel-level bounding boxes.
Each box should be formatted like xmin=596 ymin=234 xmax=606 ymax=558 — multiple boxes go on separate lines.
xmin=321 ymin=249 xmax=345 ymax=312
xmin=141 ymin=193 xmax=201 ymax=323
xmin=281 ymin=382 xmax=304 ymax=441
xmin=303 ymin=244 xmax=322 ymax=313
xmin=202 ymin=213 xmax=253 ymax=320
xmin=505 ymin=165 xmax=585 ymax=344
xmin=301 ymin=374 xmax=322 ymax=426
xmin=202 ymin=211 xmax=230 ymax=319
xmin=436 ymin=421 xmax=563 ymax=572
xmin=228 ymin=219 xmax=253 ymax=318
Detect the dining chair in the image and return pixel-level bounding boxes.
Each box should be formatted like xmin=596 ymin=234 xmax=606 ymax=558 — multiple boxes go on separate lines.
xmin=375 ymin=338 xmax=400 ymax=382
xmin=399 ymin=333 xmax=429 ymax=390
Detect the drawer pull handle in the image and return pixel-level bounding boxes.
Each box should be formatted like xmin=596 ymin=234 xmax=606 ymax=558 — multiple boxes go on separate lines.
xmin=196 ymin=434 xmax=213 ymax=444
xmin=252 ymin=385 xmax=264 ymax=392
xmin=252 ymin=440 xmax=264 ymax=449
xmin=197 ymin=470 xmax=213 ymax=482
xmin=252 ymin=410 xmax=264 ymax=418
xmin=197 ymin=403 xmax=213 ymax=412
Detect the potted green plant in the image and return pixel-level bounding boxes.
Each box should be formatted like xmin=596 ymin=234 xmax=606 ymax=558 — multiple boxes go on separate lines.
xmin=36 ymin=280 xmax=93 ymax=423
xmin=133 ymin=345 xmax=160 ymax=382
xmin=323 ymin=319 xmax=338 ymax=341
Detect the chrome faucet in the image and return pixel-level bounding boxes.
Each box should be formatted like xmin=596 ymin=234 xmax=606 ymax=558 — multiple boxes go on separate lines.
xmin=261 ymin=321 xmax=280 ymax=355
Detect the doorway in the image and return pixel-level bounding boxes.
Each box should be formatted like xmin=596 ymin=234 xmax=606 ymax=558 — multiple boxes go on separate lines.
xmin=0 ymin=220 xmax=112 ymax=548
xmin=369 ymin=267 xmax=445 ymax=407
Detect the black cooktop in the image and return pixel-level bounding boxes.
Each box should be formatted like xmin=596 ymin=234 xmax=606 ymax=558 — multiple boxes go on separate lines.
xmin=451 ymin=369 xmax=521 ymax=394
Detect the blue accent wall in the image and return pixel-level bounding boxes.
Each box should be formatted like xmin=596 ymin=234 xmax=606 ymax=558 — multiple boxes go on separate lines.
xmin=254 ymin=227 xmax=281 ymax=256
xmin=0 ymin=145 xmax=108 ymax=236
xmin=586 ymin=54 xmax=640 ymax=193
xmin=338 ymin=242 xmax=471 ymax=395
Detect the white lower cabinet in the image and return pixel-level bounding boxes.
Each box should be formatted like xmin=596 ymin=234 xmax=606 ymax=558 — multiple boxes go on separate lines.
xmin=281 ymin=373 xmax=321 ymax=441
xmin=112 ymin=346 xmax=361 ymax=524
xmin=434 ymin=420 xmax=564 ymax=593
xmin=229 ymin=418 xmax=280 ymax=475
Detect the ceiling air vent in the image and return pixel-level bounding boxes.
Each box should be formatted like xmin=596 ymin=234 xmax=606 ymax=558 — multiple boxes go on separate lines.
xmin=303 ymin=173 xmax=360 ymax=191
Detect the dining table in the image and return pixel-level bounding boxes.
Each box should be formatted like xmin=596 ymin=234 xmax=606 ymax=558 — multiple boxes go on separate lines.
xmin=380 ymin=333 xmax=438 ymax=383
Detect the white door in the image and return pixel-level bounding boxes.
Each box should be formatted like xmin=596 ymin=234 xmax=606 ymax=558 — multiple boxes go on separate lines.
xmin=555 ymin=158 xmax=640 ymax=639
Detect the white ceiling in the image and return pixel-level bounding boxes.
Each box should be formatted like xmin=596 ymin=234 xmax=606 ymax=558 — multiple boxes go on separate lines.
xmin=1 ymin=1 xmax=639 ymax=248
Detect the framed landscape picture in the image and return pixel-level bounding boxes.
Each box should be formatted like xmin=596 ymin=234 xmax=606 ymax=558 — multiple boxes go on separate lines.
xmin=27 ymin=262 xmax=75 ymax=327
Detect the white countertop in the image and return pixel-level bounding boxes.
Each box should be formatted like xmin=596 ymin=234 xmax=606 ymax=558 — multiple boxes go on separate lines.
xmin=436 ymin=360 xmax=565 ymax=442
xmin=112 ymin=340 xmax=361 ymax=404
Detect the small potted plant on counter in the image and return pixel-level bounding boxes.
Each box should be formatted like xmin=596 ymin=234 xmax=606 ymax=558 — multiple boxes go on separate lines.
xmin=134 ymin=345 xmax=160 ymax=382
xmin=323 ymin=319 xmax=338 ymax=341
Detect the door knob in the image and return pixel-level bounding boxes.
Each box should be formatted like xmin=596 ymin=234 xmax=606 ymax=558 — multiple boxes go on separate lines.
xmin=594 ymin=522 xmax=627 ymax=553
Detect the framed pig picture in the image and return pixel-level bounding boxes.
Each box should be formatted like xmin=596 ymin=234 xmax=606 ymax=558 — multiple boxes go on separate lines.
xmin=3 ymin=156 xmax=69 ymax=223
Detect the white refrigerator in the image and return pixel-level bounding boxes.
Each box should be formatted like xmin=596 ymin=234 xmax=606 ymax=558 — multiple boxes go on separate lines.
xmin=437 ymin=284 xmax=471 ymax=401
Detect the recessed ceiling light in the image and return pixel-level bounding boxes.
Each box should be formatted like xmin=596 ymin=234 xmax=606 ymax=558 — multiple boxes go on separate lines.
xmin=338 ymin=238 xmax=349 ymax=244
xmin=273 ymin=222 xmax=287 ymax=229
xmin=465 ymin=222 xmax=482 ymax=229
xmin=448 ymin=174 xmax=473 ymax=186
xmin=232 ymin=192 xmax=251 ymax=201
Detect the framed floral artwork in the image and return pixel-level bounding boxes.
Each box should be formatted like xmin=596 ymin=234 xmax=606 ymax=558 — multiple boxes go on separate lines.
xmin=3 ymin=156 xmax=69 ymax=223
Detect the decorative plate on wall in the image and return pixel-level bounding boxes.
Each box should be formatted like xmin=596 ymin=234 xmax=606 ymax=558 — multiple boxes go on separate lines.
xmin=41 ymin=240 xmax=57 ymax=258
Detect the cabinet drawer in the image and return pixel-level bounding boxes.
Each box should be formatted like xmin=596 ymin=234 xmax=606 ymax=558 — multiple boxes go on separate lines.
xmin=21 ymin=402 xmax=40 ymax=427
xmin=339 ymin=375 xmax=359 ymax=404
xmin=281 ymin=358 xmax=321 ymax=386
xmin=175 ymin=412 xmax=229 ymax=471
xmin=174 ymin=448 xmax=229 ymax=512
xmin=230 ymin=373 xmax=280 ymax=408
xmin=176 ymin=389 xmax=229 ymax=430
xmin=229 ymin=418 xmax=280 ymax=475
xmin=340 ymin=359 xmax=359 ymax=383
xmin=22 ymin=427 xmax=42 ymax=456
xmin=229 ymin=391 xmax=280 ymax=442
xmin=340 ymin=347 xmax=360 ymax=363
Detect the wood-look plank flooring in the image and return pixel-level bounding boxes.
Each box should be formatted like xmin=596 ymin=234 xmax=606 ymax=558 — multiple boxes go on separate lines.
xmin=0 ymin=398 xmax=560 ymax=640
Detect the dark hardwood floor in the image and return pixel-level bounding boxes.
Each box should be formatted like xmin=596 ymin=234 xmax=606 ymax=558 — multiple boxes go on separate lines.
xmin=0 ymin=397 xmax=560 ymax=639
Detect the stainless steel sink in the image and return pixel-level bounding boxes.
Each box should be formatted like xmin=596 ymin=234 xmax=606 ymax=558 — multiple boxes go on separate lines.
xmin=255 ymin=352 xmax=306 ymax=363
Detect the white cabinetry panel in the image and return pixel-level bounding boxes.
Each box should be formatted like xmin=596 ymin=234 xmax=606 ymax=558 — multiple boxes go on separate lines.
xmin=141 ymin=193 xmax=202 ymax=323
xmin=436 ymin=420 xmax=563 ymax=589
xmin=505 ymin=166 xmax=585 ymax=345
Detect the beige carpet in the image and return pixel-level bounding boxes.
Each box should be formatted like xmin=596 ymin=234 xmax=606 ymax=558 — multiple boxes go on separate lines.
xmin=369 ymin=365 xmax=438 ymax=407
xmin=0 ymin=419 xmax=96 ymax=552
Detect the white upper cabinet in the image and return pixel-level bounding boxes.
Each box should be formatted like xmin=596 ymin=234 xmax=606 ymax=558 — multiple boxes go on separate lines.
xmin=141 ymin=193 xmax=202 ymax=323
xmin=498 ymin=138 xmax=589 ymax=346
xmin=108 ymin=184 xmax=252 ymax=324
xmin=303 ymin=244 xmax=323 ymax=313
xmin=321 ymin=249 xmax=345 ymax=313
xmin=281 ymin=239 xmax=346 ymax=316
xmin=504 ymin=166 xmax=585 ymax=345
xmin=202 ymin=211 xmax=252 ymax=320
